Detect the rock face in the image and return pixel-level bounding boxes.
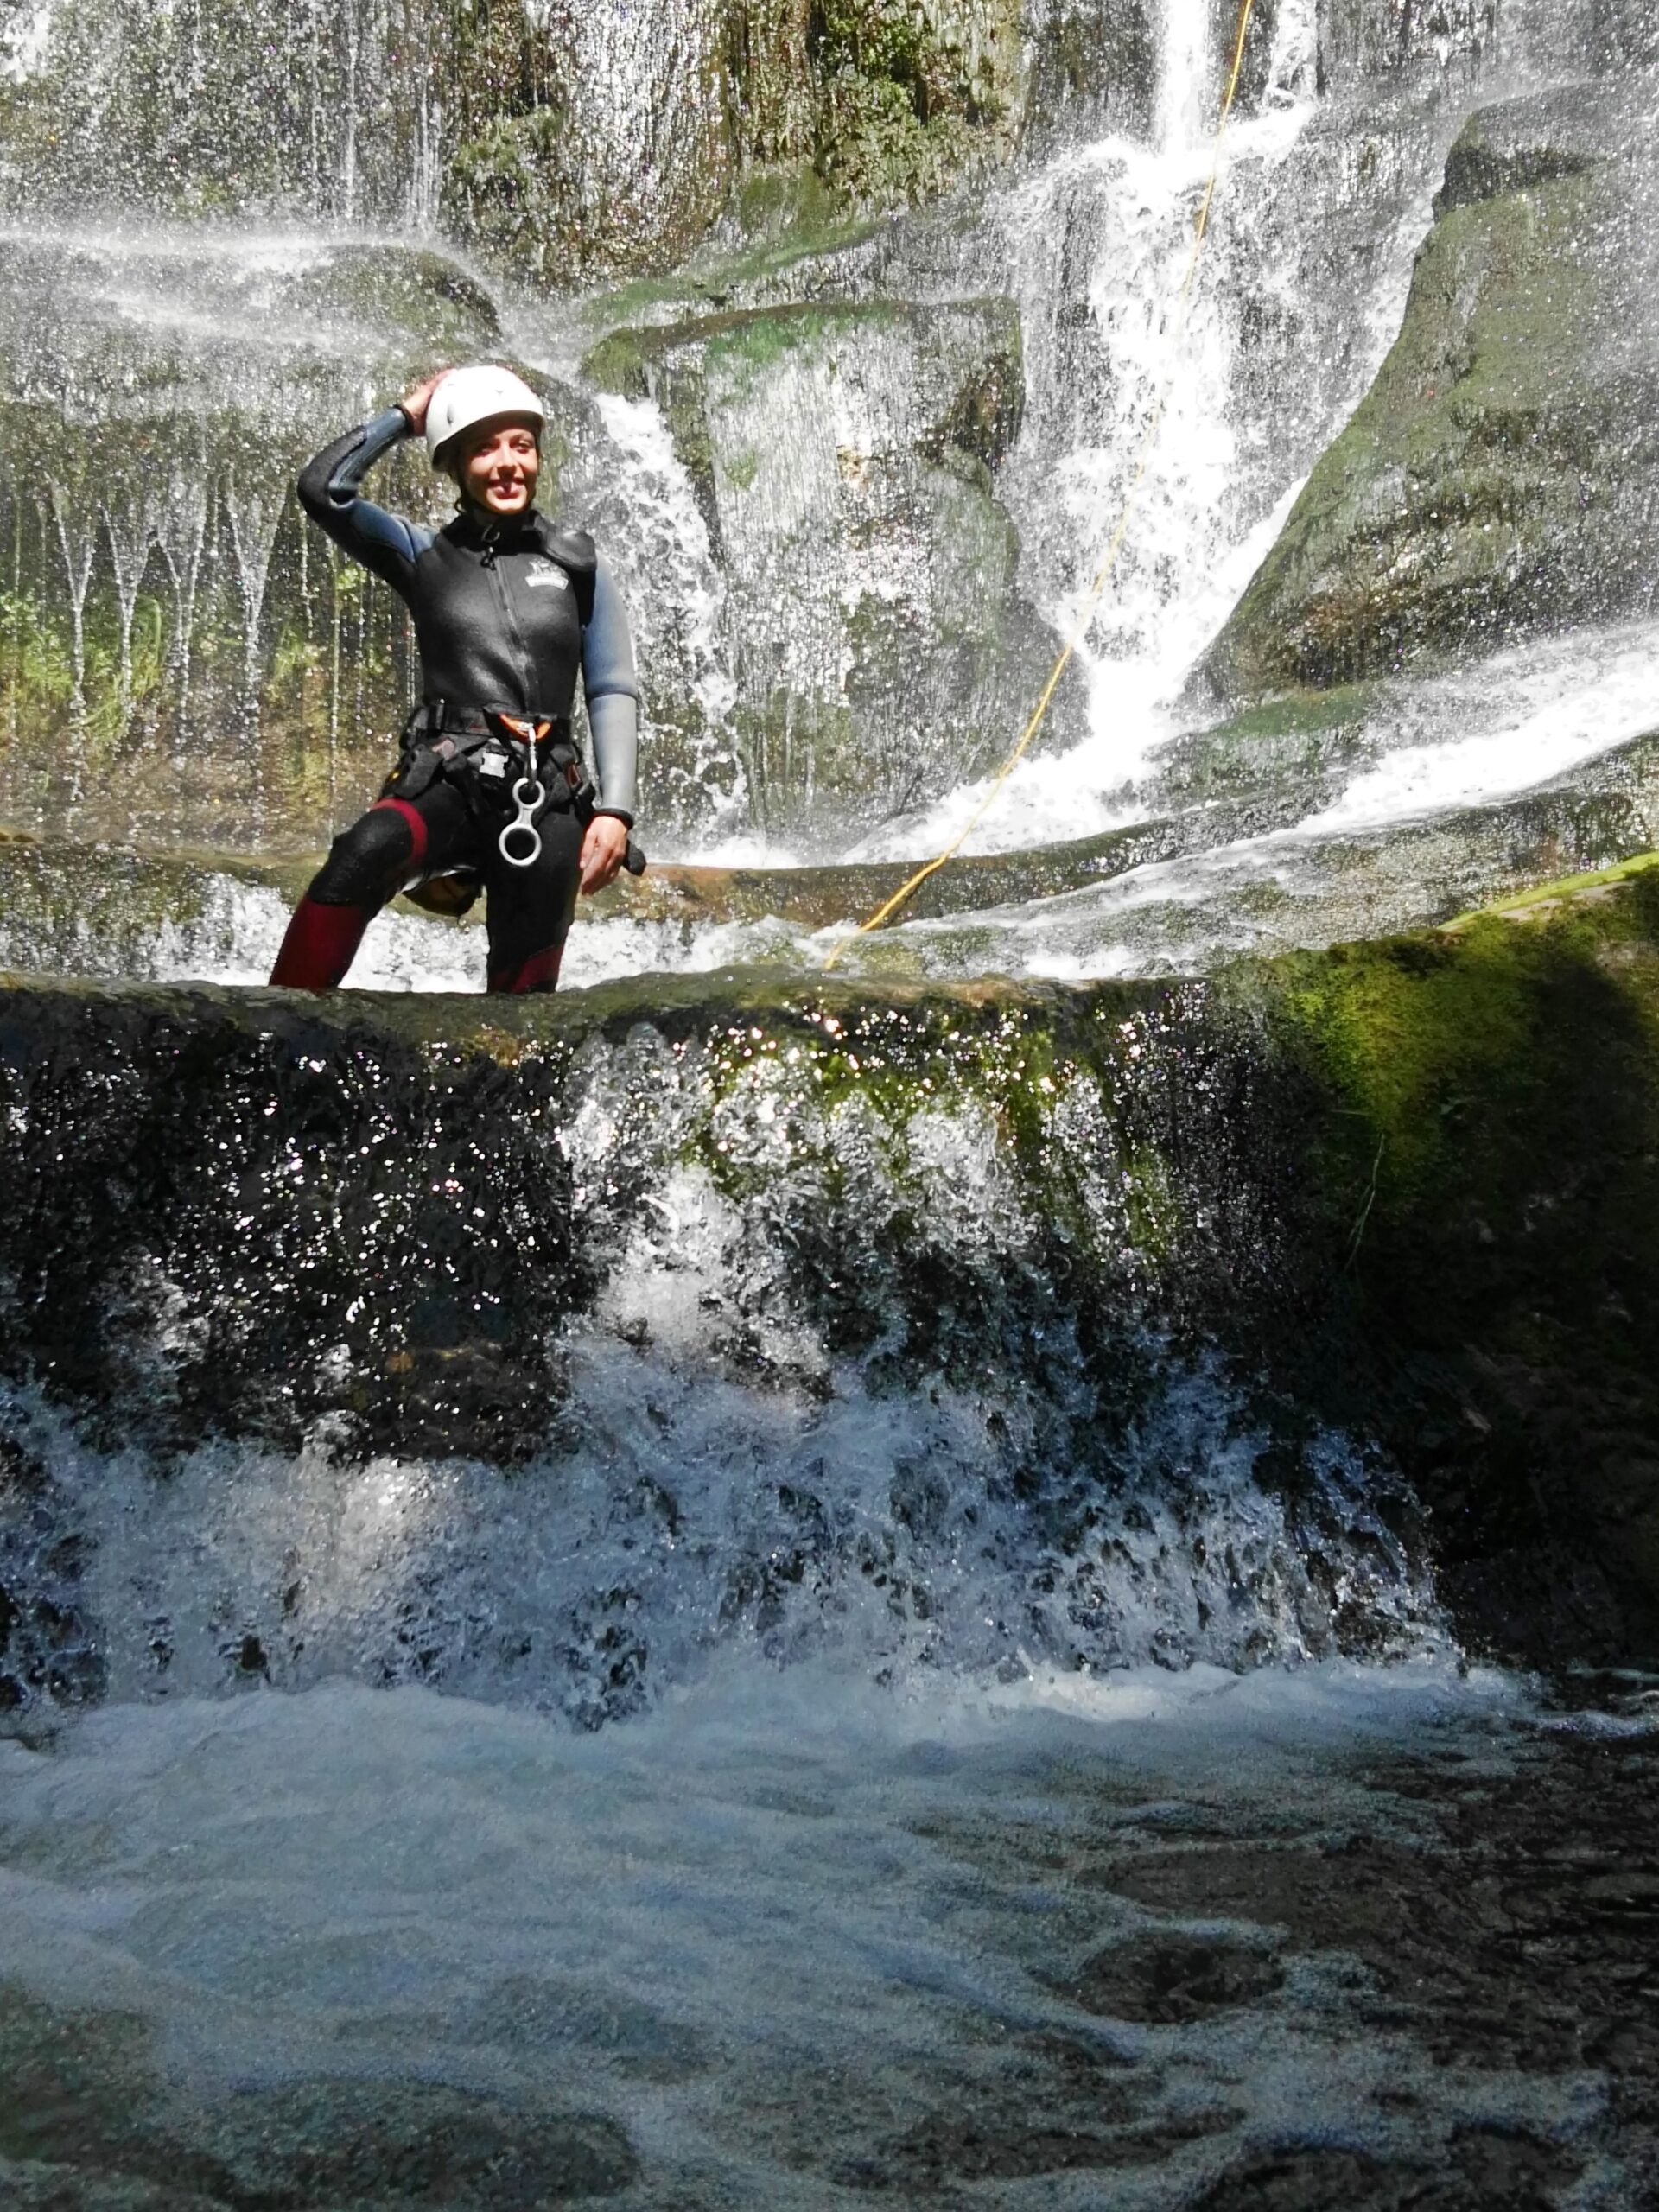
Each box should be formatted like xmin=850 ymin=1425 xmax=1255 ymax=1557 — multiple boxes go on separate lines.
xmin=8 ymin=874 xmax=1659 ymax=1678
xmin=584 ymin=298 xmax=1084 ymax=841
xmin=0 ymin=0 xmax=1521 ymax=285
xmin=1200 ymin=70 xmax=1659 ymax=699
xmin=1015 ymin=0 xmax=1157 ymax=156
xmin=1314 ymin=0 xmax=1498 ymax=86
xmin=0 ymin=0 xmax=1038 ymax=281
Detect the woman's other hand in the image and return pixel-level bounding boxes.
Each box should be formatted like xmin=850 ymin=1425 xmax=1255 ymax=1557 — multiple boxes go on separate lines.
xmin=398 ymin=371 xmax=450 ymax=435
xmin=579 ymin=814 xmax=630 ymax=896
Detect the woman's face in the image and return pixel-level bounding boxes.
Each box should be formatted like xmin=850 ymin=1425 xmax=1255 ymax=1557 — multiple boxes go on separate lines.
xmin=455 ymin=418 xmax=541 ymax=516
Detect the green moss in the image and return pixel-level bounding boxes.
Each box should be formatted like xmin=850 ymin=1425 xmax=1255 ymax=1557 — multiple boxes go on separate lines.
xmin=1241 ymin=881 xmax=1659 ymax=1277
xmin=583 ymin=301 xmax=893 ymax=399
xmin=580 ymin=328 xmax=652 ymax=399
xmin=725 ymin=160 xmax=850 ymax=251
xmin=811 ymin=0 xmax=1024 ymax=209
xmin=1157 ymin=684 xmax=1380 ymax=806
xmin=574 ymin=192 xmax=878 ymax=338
xmin=1443 ymin=849 xmax=1659 ymax=928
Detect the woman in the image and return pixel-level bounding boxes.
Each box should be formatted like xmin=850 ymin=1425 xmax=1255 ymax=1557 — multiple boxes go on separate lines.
xmin=270 ymin=364 xmax=639 ymax=994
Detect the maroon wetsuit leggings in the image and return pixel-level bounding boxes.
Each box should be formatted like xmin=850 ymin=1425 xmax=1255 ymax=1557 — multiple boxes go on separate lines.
xmin=269 ymin=779 xmax=583 ymax=995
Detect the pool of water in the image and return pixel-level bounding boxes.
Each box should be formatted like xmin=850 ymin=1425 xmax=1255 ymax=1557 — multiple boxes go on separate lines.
xmin=2 ymin=1660 xmax=1654 ymax=2209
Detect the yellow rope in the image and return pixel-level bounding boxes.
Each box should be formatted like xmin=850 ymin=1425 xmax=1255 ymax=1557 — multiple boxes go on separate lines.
xmin=823 ymin=0 xmax=1259 ymax=970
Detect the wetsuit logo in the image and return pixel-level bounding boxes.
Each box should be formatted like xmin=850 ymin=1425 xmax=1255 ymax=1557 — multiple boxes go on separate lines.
xmin=524 ymin=560 xmax=569 ymax=591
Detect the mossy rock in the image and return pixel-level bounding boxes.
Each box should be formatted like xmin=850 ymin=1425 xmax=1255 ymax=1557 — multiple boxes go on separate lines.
xmin=10 ymin=864 xmax=1659 ymax=1657
xmin=583 ymin=295 xmax=1083 ymax=844
xmin=1201 ymin=73 xmax=1659 ymax=701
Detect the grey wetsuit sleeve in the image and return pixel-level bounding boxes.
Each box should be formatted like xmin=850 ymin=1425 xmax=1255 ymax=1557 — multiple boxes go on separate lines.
xmin=295 ymin=408 xmax=434 ymax=597
xmin=582 ymin=555 xmax=640 ymax=822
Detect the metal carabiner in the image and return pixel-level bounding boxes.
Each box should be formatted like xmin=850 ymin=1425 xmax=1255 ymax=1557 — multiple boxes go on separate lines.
xmin=499 ymin=775 xmax=545 ymax=868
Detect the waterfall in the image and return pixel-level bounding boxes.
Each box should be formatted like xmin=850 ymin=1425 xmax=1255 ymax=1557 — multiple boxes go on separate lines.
xmin=1156 ymin=0 xmax=1215 ymax=154
xmin=4 ymin=18 xmax=1659 ymax=2201
xmin=576 ymin=392 xmax=749 ymax=849
xmin=0 ymin=0 xmax=1617 ymax=861
xmin=840 ymin=0 xmax=1344 ymax=857
xmin=0 ymin=969 xmax=1453 ymax=1727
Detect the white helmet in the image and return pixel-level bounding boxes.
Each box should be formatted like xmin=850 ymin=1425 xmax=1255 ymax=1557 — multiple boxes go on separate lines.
xmin=423 ymin=364 xmax=545 ymax=467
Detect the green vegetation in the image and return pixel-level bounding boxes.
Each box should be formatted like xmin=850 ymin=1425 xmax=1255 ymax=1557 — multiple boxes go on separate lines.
xmin=810 ymin=0 xmax=1023 ymax=207
xmin=1443 ymin=849 xmax=1659 ymax=929
xmin=1156 ymin=683 xmax=1379 ymax=804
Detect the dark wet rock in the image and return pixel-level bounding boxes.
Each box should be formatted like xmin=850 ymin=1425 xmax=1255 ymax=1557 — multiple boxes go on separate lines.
xmin=1065 ymin=1929 xmax=1285 ymax=2024
xmin=183 ymin=2077 xmax=638 ymax=2207
xmin=0 ymin=2162 xmax=232 ymax=2210
xmin=823 ymin=1715 xmax=1655 ymax=2203
xmin=0 ymin=978 xmax=592 ymax=1464
xmin=0 ymin=1433 xmax=105 ymax=1716
xmin=0 ymin=1986 xmax=636 ymax=2206
xmin=1591 ymin=0 xmax=1659 ymax=67
xmin=1201 ymin=73 xmax=1659 ymax=700
xmin=1102 ymin=1729 xmax=1659 ymax=2094
xmin=1192 ymin=2125 xmax=1583 ymax=2208
xmin=835 ymin=2051 xmax=1241 ymax=2191
xmin=453 ymin=1974 xmax=718 ymax=2084
xmin=1191 ymin=2145 xmax=1563 ymax=2211
xmin=844 ymin=2116 xmax=1151 ymax=2188
xmin=1020 ymin=0 xmax=1158 ymax=156
xmin=1314 ymin=0 xmax=1497 ymax=90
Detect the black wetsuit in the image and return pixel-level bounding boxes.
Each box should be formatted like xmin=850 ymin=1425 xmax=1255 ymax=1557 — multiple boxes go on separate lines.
xmin=270 ymin=407 xmax=640 ymax=994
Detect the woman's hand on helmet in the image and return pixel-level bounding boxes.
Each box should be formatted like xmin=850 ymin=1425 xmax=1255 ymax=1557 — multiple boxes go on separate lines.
xmin=579 ymin=814 xmax=630 ymax=897
xmin=397 ymin=371 xmax=451 ymax=436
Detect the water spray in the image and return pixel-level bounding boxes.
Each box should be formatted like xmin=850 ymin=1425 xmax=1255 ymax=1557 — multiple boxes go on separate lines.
xmin=823 ymin=0 xmax=1261 ymax=969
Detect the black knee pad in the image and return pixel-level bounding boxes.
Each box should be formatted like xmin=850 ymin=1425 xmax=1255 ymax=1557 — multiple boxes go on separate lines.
xmin=310 ymin=806 xmax=416 ymax=906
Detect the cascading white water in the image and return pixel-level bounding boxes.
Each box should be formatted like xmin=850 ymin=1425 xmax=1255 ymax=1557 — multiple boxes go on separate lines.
xmin=1155 ymin=0 xmax=1214 ymax=154
xmin=577 ymin=392 xmax=757 ymax=853
xmin=845 ymin=0 xmax=1393 ymax=861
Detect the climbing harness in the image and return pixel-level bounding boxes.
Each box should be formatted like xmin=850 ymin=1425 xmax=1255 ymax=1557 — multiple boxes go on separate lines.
xmin=386 ymin=702 xmax=590 ymax=871
xmin=823 ymin=0 xmax=1259 ymax=969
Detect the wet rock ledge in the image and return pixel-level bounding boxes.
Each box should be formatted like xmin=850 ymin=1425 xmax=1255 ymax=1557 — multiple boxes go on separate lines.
xmin=7 ymin=868 xmax=1659 ymax=1668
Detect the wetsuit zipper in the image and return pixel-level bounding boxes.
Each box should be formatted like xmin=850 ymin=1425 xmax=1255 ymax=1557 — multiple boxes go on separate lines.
xmin=482 ymin=525 xmax=536 ymax=715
